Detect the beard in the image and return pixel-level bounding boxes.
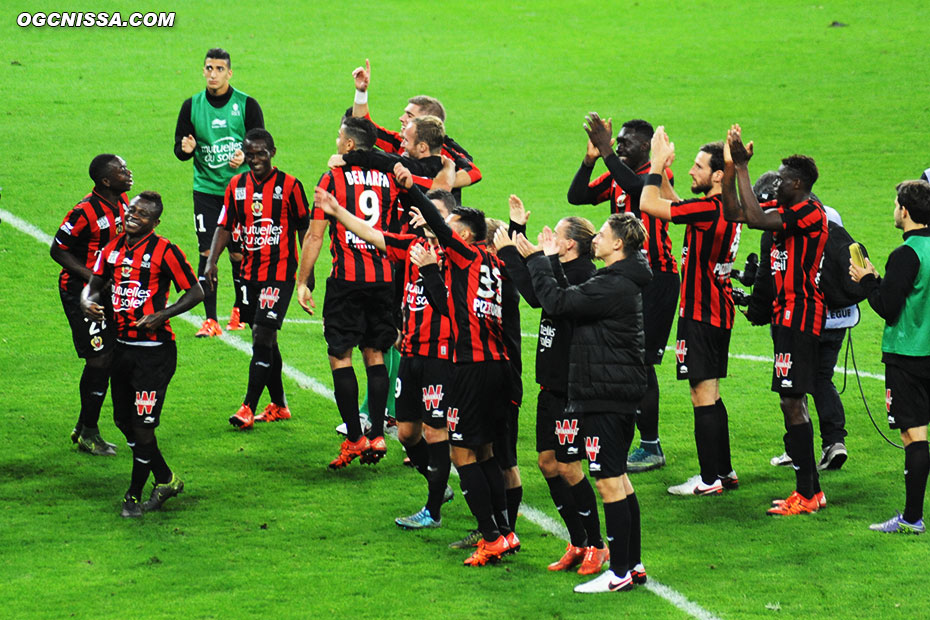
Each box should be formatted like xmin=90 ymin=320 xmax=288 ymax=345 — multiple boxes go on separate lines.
xmin=691 ymin=181 xmax=712 ymax=195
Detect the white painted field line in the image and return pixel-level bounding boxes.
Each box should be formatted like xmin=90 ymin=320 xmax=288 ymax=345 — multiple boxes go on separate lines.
xmin=21 ymin=207 xmax=902 ymax=620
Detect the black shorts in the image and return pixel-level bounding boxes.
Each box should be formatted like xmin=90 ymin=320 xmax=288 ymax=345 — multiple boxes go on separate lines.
xmin=675 ymin=317 xmax=731 ymax=382
xmin=770 ymin=325 xmax=819 ymax=395
xmin=446 ymin=360 xmax=510 ymax=448
xmin=643 ymin=270 xmax=680 ymax=365
xmin=494 ymin=401 xmax=520 ymax=470
xmin=583 ymin=411 xmax=635 ymax=479
xmin=322 ymin=278 xmax=397 ymax=357
xmin=395 ymin=355 xmax=454 ymax=429
xmin=885 ymin=364 xmax=930 ymax=430
xmin=239 ymin=280 xmax=294 ymax=330
xmin=59 ymin=285 xmax=114 ymax=359
xmin=535 ymin=388 xmax=584 ymax=463
xmin=193 ymin=191 xmax=240 ymax=255
xmin=110 ymin=341 xmax=177 ymax=430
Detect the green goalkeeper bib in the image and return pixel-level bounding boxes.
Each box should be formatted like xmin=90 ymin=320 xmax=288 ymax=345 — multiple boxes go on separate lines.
xmin=882 ymin=234 xmax=930 ymax=357
xmin=190 ymin=88 xmax=249 ymax=195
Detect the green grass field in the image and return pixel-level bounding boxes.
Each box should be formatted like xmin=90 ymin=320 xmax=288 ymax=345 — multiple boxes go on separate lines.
xmin=3 ymin=2 xmax=930 ymax=618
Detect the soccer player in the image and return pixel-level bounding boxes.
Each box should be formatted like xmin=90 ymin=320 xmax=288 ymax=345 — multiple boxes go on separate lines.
xmin=400 ymin=168 xmax=514 ymax=566
xmin=312 ymin=184 xmax=456 ymax=528
xmin=570 ymin=116 xmax=679 ymax=472
xmin=51 ymin=154 xmax=133 ymax=455
xmin=850 ymin=180 xmax=930 ymax=533
xmin=349 ymin=58 xmax=481 ymax=200
xmin=174 ymin=47 xmax=264 ymax=337
xmin=521 ymin=214 xmax=652 ymax=593
xmin=204 ymin=128 xmax=310 ymax=429
xmin=624 ymin=123 xmax=742 ymax=497
xmin=80 ymin=191 xmax=204 ymax=517
xmin=722 ymin=125 xmax=828 ymax=515
xmin=297 ymin=117 xmax=402 ymax=468
xmin=495 ymin=205 xmax=615 ymax=576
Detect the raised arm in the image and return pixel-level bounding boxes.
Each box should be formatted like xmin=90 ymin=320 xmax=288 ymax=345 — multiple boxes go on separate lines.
xmin=584 ymin=112 xmax=645 ymax=198
xmin=720 ymin=132 xmax=745 ymax=223
xmin=351 ymin=58 xmax=371 ymax=119
xmin=728 ymin=125 xmax=782 ymax=231
xmin=638 ymin=126 xmax=675 ymax=221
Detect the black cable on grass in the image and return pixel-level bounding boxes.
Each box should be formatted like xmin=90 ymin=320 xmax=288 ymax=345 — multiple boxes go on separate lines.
xmin=844 ymin=329 xmax=904 ymax=450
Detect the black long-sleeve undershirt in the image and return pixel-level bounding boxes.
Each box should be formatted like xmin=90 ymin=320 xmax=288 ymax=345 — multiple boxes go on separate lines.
xmin=173 ymin=90 xmax=264 ymax=161
xmin=861 ymin=229 xmax=928 ymax=324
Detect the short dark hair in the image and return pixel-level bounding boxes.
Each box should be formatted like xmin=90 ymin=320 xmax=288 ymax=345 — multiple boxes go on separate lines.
xmin=606 ymin=212 xmax=647 ymax=254
xmin=411 ymin=116 xmax=445 ymax=154
xmin=753 ymin=171 xmax=779 ymax=202
xmin=781 ymin=155 xmax=819 ymax=191
xmin=136 ymin=190 xmax=164 ymax=219
xmin=88 ymin=154 xmax=119 ymax=185
xmin=244 ymin=128 xmax=274 ymax=151
xmin=621 ymin=119 xmax=654 ymax=143
xmin=408 ymin=95 xmax=445 ymax=121
xmin=426 ymin=188 xmax=457 ymax=214
xmin=559 ymin=216 xmax=596 ymax=259
xmin=342 ymin=116 xmax=377 ymax=151
xmin=700 ymin=142 xmax=725 ymax=173
xmin=896 ymin=180 xmax=930 ymax=224
xmin=205 ymin=48 xmax=231 ymax=67
xmin=452 ymin=206 xmax=487 ymax=242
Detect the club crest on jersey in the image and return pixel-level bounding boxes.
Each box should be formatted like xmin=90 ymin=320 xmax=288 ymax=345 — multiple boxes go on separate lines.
xmin=258 ymin=287 xmax=280 ymax=310
xmin=422 ymin=385 xmax=444 ymax=411
xmin=135 ymin=391 xmax=157 ymax=416
xmin=675 ymin=340 xmax=687 ymax=364
xmin=774 ymin=353 xmax=792 ymax=378
xmin=886 ymin=389 xmax=892 ymax=413
xmin=251 ymin=199 xmax=263 ymax=216
xmin=555 ymin=419 xmax=579 ymax=446
xmin=90 ymin=335 xmax=104 ymax=351
xmin=446 ymin=408 xmax=460 ymax=432
xmin=585 ymin=436 xmax=600 ymax=461
xmin=235 ymin=187 xmax=247 ymax=201
xmin=121 ymin=265 xmax=133 ymax=278
xmin=115 ymin=218 xmax=123 ymax=234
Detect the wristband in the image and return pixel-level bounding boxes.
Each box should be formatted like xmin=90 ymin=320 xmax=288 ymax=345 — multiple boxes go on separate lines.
xmin=354 ymin=89 xmax=368 ymax=105
xmin=644 ymin=173 xmax=663 ymax=187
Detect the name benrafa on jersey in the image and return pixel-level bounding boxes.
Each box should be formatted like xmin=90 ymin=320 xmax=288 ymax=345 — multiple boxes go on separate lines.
xmin=343 ymin=168 xmax=391 ymax=188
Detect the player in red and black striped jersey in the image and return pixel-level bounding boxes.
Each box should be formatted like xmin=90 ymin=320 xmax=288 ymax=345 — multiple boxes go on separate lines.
xmin=82 ymin=191 xmax=204 ymax=517
xmin=204 ymin=129 xmax=311 ymax=430
xmin=314 ymin=186 xmax=457 ymax=527
xmin=50 ymin=154 xmax=132 ymax=455
xmin=297 ymin=117 xmax=402 ymax=469
xmin=349 ymin=59 xmax=481 ymax=201
xmin=633 ymin=125 xmax=741 ymax=497
xmin=722 ymin=125 xmax=828 ymax=515
xmin=574 ymin=116 xmax=680 ymax=471
xmin=397 ymin=168 xmax=515 ymax=565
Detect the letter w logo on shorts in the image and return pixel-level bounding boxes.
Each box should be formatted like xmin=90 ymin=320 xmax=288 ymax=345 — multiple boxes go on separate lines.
xmin=585 ymin=436 xmax=600 ymax=461
xmin=555 ymin=419 xmax=579 ymax=445
xmin=259 ymin=287 xmax=280 ymax=309
xmin=675 ymin=340 xmax=687 ymax=364
xmin=135 ymin=391 xmax=157 ymax=416
xmin=446 ymin=408 xmax=459 ymax=432
xmin=422 ymin=384 xmax=443 ymax=411
xmin=774 ymin=353 xmax=793 ymax=378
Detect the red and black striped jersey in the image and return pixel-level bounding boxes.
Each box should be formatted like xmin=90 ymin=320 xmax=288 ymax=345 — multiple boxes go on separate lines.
xmin=383 ymin=232 xmax=453 ymax=360
xmin=364 ymin=114 xmax=482 ymax=186
xmin=93 ymin=232 xmax=198 ymax=342
xmin=314 ymin=166 xmax=401 ymax=283
xmin=670 ymin=194 xmax=742 ymax=329
xmin=442 ymin=238 xmax=508 ymax=363
xmin=220 ymin=168 xmax=310 ymax=282
xmin=771 ymin=197 xmax=828 ymax=336
xmin=589 ymin=162 xmax=677 ymax=274
xmin=54 ymin=190 xmax=128 ymax=293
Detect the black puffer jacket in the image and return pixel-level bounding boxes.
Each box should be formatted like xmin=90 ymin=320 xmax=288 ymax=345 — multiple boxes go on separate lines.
xmin=527 ymin=250 xmax=652 ymax=414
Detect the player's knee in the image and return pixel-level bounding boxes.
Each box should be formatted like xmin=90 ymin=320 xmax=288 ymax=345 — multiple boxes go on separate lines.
xmin=559 ymin=460 xmax=584 ymax=485
xmin=423 ymin=425 xmax=448 ymax=444
xmin=538 ymin=451 xmax=558 ymax=476
xmin=397 ymin=422 xmax=421 ymax=445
